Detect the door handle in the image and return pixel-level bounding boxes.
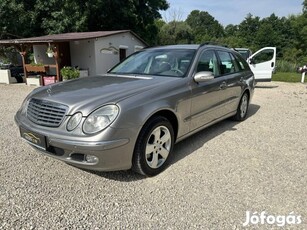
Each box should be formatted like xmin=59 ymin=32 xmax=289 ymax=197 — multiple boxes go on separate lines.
xmin=240 ymin=77 xmax=244 ymax=82
xmin=219 ymin=81 xmax=227 ymax=90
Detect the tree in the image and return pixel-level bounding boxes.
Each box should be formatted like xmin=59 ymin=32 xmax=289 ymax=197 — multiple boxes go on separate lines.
xmin=38 ymin=0 xmax=88 ymax=34
xmin=289 ymin=14 xmax=307 ymax=63
xmin=0 ymin=0 xmax=169 ymax=45
xmin=186 ymin=10 xmax=224 ymax=43
xmin=254 ymin=14 xmax=295 ymax=58
xmin=0 ymin=0 xmax=42 ymax=38
xmin=236 ymin=14 xmax=261 ymax=50
xmin=224 ymin=24 xmax=239 ymax=37
xmin=158 ymin=21 xmax=194 ymax=45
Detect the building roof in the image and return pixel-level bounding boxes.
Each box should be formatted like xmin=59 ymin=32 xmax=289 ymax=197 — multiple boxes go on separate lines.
xmin=0 ymin=30 xmax=147 ymax=45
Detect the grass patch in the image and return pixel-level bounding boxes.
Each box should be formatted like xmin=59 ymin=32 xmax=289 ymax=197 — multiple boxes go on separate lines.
xmin=276 ymin=60 xmax=297 ymax=72
xmin=272 ymin=72 xmax=306 ymax=83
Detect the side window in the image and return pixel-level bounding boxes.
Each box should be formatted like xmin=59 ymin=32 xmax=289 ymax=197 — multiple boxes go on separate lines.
xmin=234 ymin=53 xmax=249 ymax=71
xmin=217 ymin=51 xmax=238 ymax=75
xmin=196 ymin=50 xmax=219 ymax=76
xmin=252 ymin=49 xmax=274 ymax=64
xmin=229 ymin=53 xmax=240 ymax=72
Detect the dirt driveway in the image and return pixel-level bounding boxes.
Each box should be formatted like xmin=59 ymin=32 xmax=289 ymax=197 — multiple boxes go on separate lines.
xmin=0 ymin=82 xmax=306 ymax=229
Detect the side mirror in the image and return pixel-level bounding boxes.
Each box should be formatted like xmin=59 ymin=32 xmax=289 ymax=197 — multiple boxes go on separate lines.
xmin=194 ymin=71 xmax=214 ymax=82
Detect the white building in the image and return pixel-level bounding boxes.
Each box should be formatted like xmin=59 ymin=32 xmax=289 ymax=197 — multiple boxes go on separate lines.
xmin=0 ymin=30 xmax=147 ymax=85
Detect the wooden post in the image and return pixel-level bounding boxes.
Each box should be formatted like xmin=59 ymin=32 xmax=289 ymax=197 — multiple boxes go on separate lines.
xmin=19 ymin=51 xmax=28 ymax=80
xmin=53 ymin=43 xmax=61 ymax=82
xmin=16 ymin=44 xmax=30 ymax=83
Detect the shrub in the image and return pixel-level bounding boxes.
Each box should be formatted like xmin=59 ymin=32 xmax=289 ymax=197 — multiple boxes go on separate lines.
xmin=60 ymin=66 xmax=80 ymax=80
xmin=276 ymin=60 xmax=297 ymax=72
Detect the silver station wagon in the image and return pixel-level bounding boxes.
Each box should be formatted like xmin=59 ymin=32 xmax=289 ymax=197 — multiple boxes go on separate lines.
xmin=15 ymin=44 xmax=256 ymax=176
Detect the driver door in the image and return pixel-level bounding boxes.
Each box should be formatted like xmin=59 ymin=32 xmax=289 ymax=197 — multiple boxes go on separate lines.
xmin=190 ymin=49 xmax=227 ymax=131
xmin=248 ymin=47 xmax=276 ymax=82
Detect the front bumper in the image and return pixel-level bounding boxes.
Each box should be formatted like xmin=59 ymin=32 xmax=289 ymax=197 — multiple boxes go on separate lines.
xmin=15 ymin=114 xmax=135 ymax=171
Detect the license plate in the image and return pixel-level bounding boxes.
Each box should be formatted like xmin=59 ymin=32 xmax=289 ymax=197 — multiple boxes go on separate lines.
xmin=20 ymin=127 xmax=47 ymax=150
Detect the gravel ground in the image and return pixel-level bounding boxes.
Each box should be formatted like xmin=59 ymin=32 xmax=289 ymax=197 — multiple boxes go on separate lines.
xmin=0 ymin=82 xmax=306 ymax=229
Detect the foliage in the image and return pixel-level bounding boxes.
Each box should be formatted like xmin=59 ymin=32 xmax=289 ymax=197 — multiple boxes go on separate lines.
xmin=0 ymin=0 xmax=306 ymax=67
xmin=0 ymin=0 xmax=169 ymax=45
xmin=60 ymin=66 xmax=80 ymax=80
xmin=186 ymin=10 xmax=224 ymax=43
xmin=276 ymin=60 xmax=297 ymax=72
xmin=288 ymin=14 xmax=307 ymax=63
xmin=158 ymin=21 xmax=194 ymax=45
xmin=46 ymin=47 xmax=53 ymax=54
xmin=158 ymin=1 xmax=306 ymax=69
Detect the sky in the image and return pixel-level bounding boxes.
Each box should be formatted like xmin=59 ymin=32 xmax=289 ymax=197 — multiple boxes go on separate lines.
xmin=163 ymin=0 xmax=304 ymax=26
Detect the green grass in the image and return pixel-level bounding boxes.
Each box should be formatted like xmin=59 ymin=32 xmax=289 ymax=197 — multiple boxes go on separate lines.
xmin=272 ymin=72 xmax=306 ymax=83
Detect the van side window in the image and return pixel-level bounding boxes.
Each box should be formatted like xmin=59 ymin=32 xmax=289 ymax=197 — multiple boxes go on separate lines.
xmin=252 ymin=49 xmax=274 ymax=64
xmin=196 ymin=50 xmax=219 ymax=76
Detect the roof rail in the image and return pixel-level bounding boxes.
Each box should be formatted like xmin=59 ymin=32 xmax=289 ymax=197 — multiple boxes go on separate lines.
xmin=200 ymin=42 xmax=229 ymax=48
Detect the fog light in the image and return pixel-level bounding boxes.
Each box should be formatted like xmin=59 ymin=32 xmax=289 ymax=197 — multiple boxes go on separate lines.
xmin=85 ymin=154 xmax=98 ymax=163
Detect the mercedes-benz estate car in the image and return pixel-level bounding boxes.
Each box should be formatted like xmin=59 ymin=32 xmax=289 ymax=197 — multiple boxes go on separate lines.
xmin=15 ymin=44 xmax=256 ymax=176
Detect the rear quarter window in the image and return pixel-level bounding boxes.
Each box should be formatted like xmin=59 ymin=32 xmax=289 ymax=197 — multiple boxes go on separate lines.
xmin=234 ymin=53 xmax=250 ymax=71
xmin=217 ymin=51 xmax=240 ymax=74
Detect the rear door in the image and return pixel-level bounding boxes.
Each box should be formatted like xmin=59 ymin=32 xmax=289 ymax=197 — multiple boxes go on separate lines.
xmin=216 ymin=50 xmax=244 ymax=114
xmin=247 ymin=47 xmax=276 ymax=82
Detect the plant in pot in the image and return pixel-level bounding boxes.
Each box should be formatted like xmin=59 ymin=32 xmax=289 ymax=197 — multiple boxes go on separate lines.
xmin=46 ymin=46 xmax=54 ymax=58
xmin=60 ymin=66 xmax=80 ymax=81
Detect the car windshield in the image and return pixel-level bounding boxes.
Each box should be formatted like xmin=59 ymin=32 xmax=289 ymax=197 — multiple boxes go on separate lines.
xmin=109 ymin=49 xmax=196 ymax=77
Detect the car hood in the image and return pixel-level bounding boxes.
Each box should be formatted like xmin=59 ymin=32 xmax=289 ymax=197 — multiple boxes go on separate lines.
xmin=30 ymin=74 xmax=177 ymax=115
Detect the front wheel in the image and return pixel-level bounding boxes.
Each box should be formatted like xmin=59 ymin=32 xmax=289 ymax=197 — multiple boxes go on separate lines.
xmin=232 ymin=92 xmax=249 ymax=121
xmin=132 ymin=116 xmax=174 ymax=176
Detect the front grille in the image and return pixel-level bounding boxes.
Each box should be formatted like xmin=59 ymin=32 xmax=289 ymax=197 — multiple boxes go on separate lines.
xmin=27 ymin=98 xmax=68 ymax=127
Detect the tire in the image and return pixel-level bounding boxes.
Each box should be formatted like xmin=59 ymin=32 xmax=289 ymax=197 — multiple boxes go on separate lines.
xmin=232 ymin=92 xmax=249 ymax=121
xmin=132 ymin=116 xmax=174 ymax=176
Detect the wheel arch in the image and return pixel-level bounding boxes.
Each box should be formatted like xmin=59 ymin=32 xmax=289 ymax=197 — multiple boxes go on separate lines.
xmin=243 ymin=88 xmax=250 ymax=101
xmin=150 ymin=110 xmax=178 ymax=142
xmin=142 ymin=109 xmax=179 ymax=143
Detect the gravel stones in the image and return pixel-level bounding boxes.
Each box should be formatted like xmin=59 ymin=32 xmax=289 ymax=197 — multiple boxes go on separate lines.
xmin=0 ymin=82 xmax=306 ymax=229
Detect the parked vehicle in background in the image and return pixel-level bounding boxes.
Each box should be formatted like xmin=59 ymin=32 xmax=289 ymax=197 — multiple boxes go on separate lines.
xmin=15 ymin=44 xmax=259 ymax=176
xmin=234 ymin=47 xmax=277 ymax=82
xmin=234 ymin=48 xmax=252 ymax=60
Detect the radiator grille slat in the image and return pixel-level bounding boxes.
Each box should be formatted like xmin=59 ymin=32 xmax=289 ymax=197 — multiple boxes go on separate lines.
xmin=27 ymin=98 xmax=68 ymax=127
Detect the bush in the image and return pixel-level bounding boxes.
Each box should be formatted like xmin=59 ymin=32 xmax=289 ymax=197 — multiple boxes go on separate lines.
xmin=60 ymin=66 xmax=80 ymax=80
xmin=276 ymin=60 xmax=297 ymax=72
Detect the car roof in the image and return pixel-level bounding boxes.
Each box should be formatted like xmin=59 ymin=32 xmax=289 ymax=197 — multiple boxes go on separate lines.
xmin=147 ymin=44 xmax=200 ymax=50
xmin=145 ymin=44 xmax=234 ymax=51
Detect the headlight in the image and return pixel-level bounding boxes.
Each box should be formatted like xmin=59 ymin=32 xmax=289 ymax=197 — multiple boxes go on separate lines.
xmin=83 ymin=105 xmax=119 ymax=134
xmin=20 ymin=98 xmax=29 ymax=114
xmin=67 ymin=112 xmax=83 ymax=131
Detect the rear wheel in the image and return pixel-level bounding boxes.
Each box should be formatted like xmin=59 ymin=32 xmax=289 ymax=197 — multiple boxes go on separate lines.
xmin=232 ymin=92 xmax=249 ymax=121
xmin=132 ymin=116 xmax=174 ymax=176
